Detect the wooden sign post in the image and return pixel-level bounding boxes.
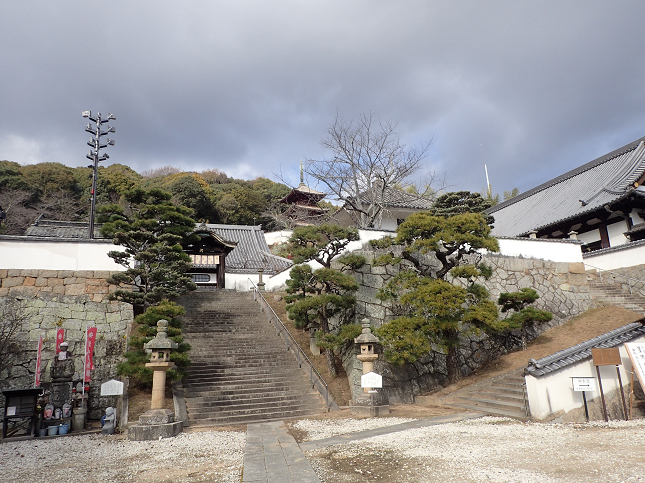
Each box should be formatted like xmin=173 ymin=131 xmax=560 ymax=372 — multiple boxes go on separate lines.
xmin=624 ymin=343 xmax=645 ymax=420
xmin=591 ymin=348 xmax=628 ymax=421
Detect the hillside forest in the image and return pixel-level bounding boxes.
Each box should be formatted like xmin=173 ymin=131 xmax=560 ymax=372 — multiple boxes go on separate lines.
xmin=0 ymin=161 xmax=313 ymax=235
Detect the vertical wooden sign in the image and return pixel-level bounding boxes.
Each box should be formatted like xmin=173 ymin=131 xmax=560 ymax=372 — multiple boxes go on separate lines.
xmin=625 ymin=343 xmax=645 ymax=419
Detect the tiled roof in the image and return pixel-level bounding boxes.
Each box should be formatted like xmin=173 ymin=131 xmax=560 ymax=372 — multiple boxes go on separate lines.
xmin=353 ymin=187 xmax=434 ymax=210
xmin=24 ymin=219 xmax=104 ymax=239
xmin=524 ymin=321 xmax=645 ymax=377
xmin=202 ymin=224 xmax=293 ymax=274
xmin=486 ymin=136 xmax=645 ymax=237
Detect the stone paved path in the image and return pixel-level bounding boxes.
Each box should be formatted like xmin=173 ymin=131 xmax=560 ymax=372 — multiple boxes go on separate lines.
xmin=242 ymin=412 xmax=482 ymax=482
xmin=242 ymin=421 xmax=321 ymax=483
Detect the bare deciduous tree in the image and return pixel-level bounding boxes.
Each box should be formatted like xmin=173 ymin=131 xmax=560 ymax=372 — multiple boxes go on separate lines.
xmin=0 ymin=298 xmax=29 ymax=374
xmin=305 ymin=112 xmax=434 ymax=229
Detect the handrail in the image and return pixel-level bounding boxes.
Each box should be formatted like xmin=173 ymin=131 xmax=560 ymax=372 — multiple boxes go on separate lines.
xmin=247 ymin=279 xmax=335 ymax=411
xmin=584 ymin=263 xmax=645 ymax=295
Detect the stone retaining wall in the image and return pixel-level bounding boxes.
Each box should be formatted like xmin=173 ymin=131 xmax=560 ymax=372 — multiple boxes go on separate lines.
xmin=589 ymin=263 xmax=645 ymax=298
xmin=1 ymin=270 xmax=132 ymax=420
xmin=341 ymin=250 xmax=596 ymax=404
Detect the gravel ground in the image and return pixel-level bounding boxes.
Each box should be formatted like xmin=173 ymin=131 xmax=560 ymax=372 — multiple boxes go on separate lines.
xmin=302 ymin=416 xmax=645 ymax=483
xmin=5 ymin=417 xmax=645 ymax=483
xmin=1 ymin=430 xmax=245 ymax=483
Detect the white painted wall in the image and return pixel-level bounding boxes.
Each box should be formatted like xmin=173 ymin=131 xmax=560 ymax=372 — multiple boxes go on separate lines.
xmin=607 ymin=220 xmax=629 ymax=247
xmin=496 ymin=238 xmax=583 ymax=263
xmin=0 ymin=238 xmax=126 ymax=271
xmin=525 ymin=335 xmax=645 ymax=420
xmin=577 ymin=229 xmax=599 ymax=245
xmin=584 ymin=243 xmax=645 ymax=270
xmin=630 ymin=208 xmax=645 ymax=225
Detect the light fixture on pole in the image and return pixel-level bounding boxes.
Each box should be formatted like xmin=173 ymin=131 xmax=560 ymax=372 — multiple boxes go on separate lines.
xmin=82 ymin=111 xmax=116 ymax=239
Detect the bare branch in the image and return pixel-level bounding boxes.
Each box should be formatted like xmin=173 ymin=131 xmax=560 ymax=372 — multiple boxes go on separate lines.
xmin=304 ymin=111 xmax=434 ymax=229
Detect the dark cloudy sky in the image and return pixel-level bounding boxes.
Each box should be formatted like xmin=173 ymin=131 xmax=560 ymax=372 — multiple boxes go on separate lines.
xmin=2 ymin=1 xmax=645 ymax=195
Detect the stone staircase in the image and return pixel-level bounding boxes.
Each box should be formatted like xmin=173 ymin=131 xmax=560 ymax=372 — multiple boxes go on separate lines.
xmin=587 ymin=277 xmax=645 ymax=315
xmin=441 ymin=370 xmax=530 ymax=420
xmin=178 ymin=290 xmax=328 ymax=426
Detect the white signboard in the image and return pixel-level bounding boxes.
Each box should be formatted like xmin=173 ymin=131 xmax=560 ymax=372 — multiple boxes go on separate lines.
xmin=361 ymin=371 xmax=383 ymax=388
xmin=625 ymin=343 xmax=645 ymax=390
xmin=571 ymin=377 xmax=596 ymax=392
xmin=101 ymin=379 xmax=124 ymax=396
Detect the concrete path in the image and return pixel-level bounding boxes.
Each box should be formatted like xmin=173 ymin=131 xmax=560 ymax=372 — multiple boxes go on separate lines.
xmin=299 ymin=411 xmax=482 ymax=452
xmin=242 ymin=412 xmax=482 ymax=482
xmin=242 ymin=421 xmax=321 ymax=483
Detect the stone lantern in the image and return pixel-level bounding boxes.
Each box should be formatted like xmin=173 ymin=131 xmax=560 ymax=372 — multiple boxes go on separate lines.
xmin=355 ymin=318 xmax=379 ymax=393
xmin=129 ymin=319 xmax=183 ymax=441
xmin=350 ymin=318 xmax=390 ymax=416
xmin=144 ymin=319 xmax=178 ymax=410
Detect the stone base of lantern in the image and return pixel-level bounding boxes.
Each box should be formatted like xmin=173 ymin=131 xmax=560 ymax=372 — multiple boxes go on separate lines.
xmin=350 ymin=391 xmax=390 ymax=417
xmin=127 ymin=409 xmax=182 ymax=441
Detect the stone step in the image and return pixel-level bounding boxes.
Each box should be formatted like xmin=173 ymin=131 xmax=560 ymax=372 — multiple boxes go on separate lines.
xmin=184 ymin=383 xmax=313 ymax=398
xmin=183 ymin=375 xmax=309 ymax=388
xmin=185 ymin=390 xmax=320 ymax=406
xmin=186 ymin=396 xmax=323 ymax=413
xmin=445 ymin=401 xmax=529 ymax=420
xmin=188 ymin=408 xmax=324 ymax=427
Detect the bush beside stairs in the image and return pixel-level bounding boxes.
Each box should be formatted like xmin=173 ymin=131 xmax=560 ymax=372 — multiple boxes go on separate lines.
xmin=178 ymin=290 xmax=328 ymax=426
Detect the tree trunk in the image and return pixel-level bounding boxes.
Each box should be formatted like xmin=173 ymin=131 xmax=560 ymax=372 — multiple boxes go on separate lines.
xmin=446 ymin=344 xmax=461 ymax=385
xmin=325 ymin=348 xmax=337 ymax=378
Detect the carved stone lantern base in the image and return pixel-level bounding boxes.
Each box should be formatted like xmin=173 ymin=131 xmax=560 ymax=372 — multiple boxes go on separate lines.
xmin=350 ymin=391 xmax=390 ymax=417
xmin=127 ymin=409 xmax=182 ymax=441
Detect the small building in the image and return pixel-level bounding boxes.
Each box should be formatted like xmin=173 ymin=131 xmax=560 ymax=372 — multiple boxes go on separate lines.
xmin=333 ymin=187 xmax=434 ymax=231
xmin=279 ymin=174 xmax=328 ymax=227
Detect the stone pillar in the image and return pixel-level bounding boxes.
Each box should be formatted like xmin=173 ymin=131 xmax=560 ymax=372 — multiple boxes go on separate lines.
xmin=257 ymin=268 xmax=266 ymax=292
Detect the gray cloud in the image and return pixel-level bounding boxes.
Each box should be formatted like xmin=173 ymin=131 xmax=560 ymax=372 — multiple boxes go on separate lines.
xmin=2 ymin=1 xmax=645 ymax=193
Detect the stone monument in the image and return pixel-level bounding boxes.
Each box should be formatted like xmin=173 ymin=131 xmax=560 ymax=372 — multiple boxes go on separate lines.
xmin=350 ymin=318 xmax=390 ymax=416
xmin=50 ymin=342 xmax=74 ymax=411
xmin=128 ymin=320 xmax=183 ymax=441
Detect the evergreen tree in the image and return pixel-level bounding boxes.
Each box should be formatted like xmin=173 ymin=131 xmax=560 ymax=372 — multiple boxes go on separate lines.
xmin=98 ymin=188 xmax=198 ymax=311
xmin=430 ymin=191 xmax=495 ymax=226
xmin=117 ymin=300 xmax=191 ymax=386
xmin=372 ymin=212 xmax=550 ymax=384
xmin=282 ymin=224 xmax=364 ymax=377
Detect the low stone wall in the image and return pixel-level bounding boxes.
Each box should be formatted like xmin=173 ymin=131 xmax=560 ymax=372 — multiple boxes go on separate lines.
xmin=0 ymin=270 xmax=132 ymax=420
xmin=342 ymin=250 xmax=596 ymax=404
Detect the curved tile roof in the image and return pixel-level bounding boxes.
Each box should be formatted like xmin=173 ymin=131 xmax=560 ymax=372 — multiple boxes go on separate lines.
xmin=525 ymin=321 xmax=645 ymax=377
xmin=487 ymin=136 xmax=645 ymax=237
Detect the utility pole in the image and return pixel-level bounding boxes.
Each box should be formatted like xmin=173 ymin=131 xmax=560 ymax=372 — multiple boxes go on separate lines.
xmin=82 ymin=111 xmax=116 ymax=239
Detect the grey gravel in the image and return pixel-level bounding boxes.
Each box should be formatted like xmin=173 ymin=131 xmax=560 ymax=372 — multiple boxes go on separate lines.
xmin=1 ymin=430 xmax=245 ymax=483
xmin=303 ymin=416 xmax=645 ymax=483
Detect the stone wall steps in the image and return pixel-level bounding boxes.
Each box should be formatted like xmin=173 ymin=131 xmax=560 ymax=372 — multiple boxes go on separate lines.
xmin=588 ymin=281 xmax=645 ymax=315
xmin=441 ymin=370 xmax=529 ymax=420
xmin=178 ymin=290 xmax=327 ymax=426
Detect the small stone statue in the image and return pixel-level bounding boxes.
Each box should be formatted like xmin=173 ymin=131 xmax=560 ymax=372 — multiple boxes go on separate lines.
xmin=101 ymin=407 xmax=116 ymax=435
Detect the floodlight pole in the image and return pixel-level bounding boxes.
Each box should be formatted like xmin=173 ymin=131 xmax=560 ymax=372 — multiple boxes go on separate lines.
xmin=82 ymin=111 xmax=116 ymax=239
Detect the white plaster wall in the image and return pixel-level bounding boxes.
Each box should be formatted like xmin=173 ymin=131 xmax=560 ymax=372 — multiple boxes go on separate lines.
xmin=584 ymin=243 xmax=645 ymax=270
xmin=496 ymin=238 xmax=583 ymax=262
xmin=264 ymin=231 xmax=292 ymax=246
xmin=630 ymin=209 xmax=645 ymax=225
xmin=525 ymin=335 xmax=645 ymax=420
xmin=607 ymin=220 xmax=629 ymax=247
xmin=0 ymin=239 xmax=126 ymax=271
xmin=577 ymin=229 xmax=599 ymax=245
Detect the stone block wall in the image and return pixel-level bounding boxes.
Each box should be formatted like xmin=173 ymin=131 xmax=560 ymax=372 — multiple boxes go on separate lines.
xmin=342 ymin=250 xmax=596 ymax=403
xmin=0 ymin=270 xmax=132 ymax=420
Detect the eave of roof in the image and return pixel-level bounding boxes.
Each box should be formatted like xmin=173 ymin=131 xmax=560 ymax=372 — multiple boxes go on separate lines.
xmin=486 ymin=136 xmax=645 ymax=237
